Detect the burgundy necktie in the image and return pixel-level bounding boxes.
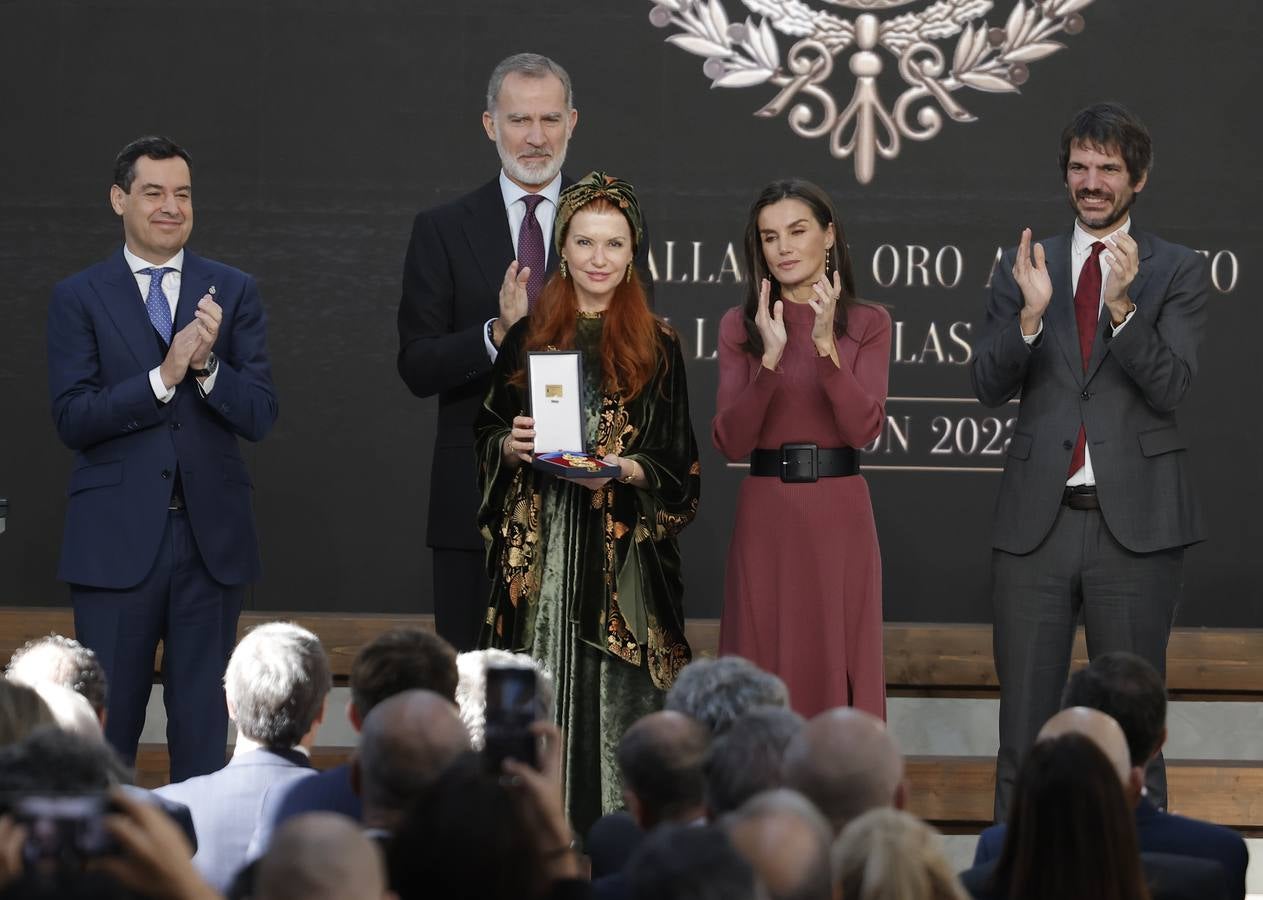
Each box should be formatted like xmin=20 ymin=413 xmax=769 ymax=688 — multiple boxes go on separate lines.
xmin=517 ymin=194 xmax=547 ymax=305
xmin=1067 ymin=241 xmax=1106 ymax=476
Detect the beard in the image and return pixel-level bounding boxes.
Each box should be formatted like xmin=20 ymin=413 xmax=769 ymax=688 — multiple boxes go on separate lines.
xmin=1069 ymin=187 xmax=1136 ymax=232
xmin=496 ymin=132 xmax=568 ymax=188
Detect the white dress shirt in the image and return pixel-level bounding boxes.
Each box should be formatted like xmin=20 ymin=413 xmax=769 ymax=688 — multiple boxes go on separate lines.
xmin=1022 ymin=218 xmax=1136 ymax=486
xmin=484 ymin=171 xmax=564 ymax=362
xmin=124 ymin=245 xmax=219 ymax=401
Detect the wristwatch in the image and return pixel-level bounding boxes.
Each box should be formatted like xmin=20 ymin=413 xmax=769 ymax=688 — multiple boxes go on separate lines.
xmin=192 ymin=354 xmax=218 ymax=379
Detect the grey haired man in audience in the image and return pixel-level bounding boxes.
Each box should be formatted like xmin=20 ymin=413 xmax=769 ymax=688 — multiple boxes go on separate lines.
xmin=157 ymin=621 xmax=331 ymax=893
xmin=664 ymin=656 xmax=789 ymax=735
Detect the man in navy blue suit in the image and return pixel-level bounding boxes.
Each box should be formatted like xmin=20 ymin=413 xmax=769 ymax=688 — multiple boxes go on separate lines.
xmin=47 ymin=135 xmax=277 ymax=782
xmin=972 ymin=652 xmax=1248 ymax=899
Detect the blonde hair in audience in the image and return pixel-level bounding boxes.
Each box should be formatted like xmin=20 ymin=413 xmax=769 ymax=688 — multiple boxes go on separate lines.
xmin=0 ymin=679 xmax=55 ymax=746
xmin=832 ymin=808 xmax=970 ymax=900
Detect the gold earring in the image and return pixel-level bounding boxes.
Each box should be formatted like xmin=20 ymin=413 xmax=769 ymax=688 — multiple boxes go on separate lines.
xmin=560 ymin=257 xmax=568 ymax=278
xmin=625 ymin=262 xmax=633 ymax=283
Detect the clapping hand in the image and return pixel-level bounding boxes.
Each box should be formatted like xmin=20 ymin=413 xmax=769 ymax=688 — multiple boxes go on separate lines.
xmin=1014 ymin=228 xmax=1052 ymax=336
xmin=807 ymin=270 xmax=842 ymax=364
xmin=492 ymin=261 xmax=532 ymax=347
xmin=754 ymin=278 xmax=787 ymax=371
xmin=1100 ymin=231 xmax=1139 ymax=324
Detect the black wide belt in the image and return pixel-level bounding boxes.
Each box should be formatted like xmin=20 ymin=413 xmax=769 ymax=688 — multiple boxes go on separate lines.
xmin=749 ymin=444 xmax=859 ymax=483
xmin=1062 ymin=485 xmax=1100 ymax=510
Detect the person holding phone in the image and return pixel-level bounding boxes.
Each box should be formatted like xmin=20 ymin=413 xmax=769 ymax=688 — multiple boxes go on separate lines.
xmin=475 ymin=172 xmax=700 ymax=833
xmin=713 ymin=179 xmax=891 ymax=720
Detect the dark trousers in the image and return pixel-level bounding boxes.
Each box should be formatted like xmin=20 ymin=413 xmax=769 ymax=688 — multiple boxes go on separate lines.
xmin=72 ymin=510 xmax=242 ymax=784
xmin=432 ymin=547 xmax=491 ymax=652
xmin=991 ymin=504 xmax=1182 ymax=822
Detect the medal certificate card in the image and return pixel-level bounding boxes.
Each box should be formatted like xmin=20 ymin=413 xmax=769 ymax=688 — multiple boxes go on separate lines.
xmin=526 ymin=351 xmax=619 ymax=479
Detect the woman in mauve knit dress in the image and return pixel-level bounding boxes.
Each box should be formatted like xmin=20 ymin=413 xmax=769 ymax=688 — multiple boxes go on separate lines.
xmin=713 ymin=178 xmax=891 ymax=719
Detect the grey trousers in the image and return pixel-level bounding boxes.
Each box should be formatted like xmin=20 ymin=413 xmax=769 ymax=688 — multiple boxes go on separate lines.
xmin=991 ymin=503 xmax=1183 ymax=822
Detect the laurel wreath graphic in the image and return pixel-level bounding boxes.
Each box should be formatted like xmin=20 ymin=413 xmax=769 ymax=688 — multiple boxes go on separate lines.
xmin=648 ymin=0 xmax=1095 ymax=182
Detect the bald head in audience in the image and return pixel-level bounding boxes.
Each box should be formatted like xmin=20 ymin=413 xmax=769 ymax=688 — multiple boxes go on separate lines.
xmin=618 ymin=710 xmax=710 ymax=829
xmin=782 ymin=708 xmax=906 ymax=835
xmin=353 ymin=689 xmax=470 ymax=831
xmin=723 ymin=789 xmax=836 ymax=900
xmin=1037 ymin=706 xmax=1141 ymax=802
xmin=256 ymin=812 xmax=392 ymax=900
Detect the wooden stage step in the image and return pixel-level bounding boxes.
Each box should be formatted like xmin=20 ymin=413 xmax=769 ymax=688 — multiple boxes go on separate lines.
xmin=3 ymin=608 xmax=1262 ymax=697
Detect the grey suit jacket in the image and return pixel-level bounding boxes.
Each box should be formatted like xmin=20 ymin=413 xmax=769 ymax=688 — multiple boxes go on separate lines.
xmin=155 ymin=747 xmax=315 ymax=893
xmin=971 ymin=228 xmax=1208 ymax=554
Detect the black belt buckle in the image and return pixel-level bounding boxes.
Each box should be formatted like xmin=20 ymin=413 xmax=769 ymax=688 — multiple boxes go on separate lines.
xmin=779 ymin=443 xmax=818 ymax=483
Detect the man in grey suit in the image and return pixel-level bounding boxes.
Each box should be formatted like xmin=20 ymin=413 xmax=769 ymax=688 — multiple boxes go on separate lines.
xmin=971 ymin=102 xmax=1208 ymax=822
xmin=157 ymin=622 xmax=331 ymax=892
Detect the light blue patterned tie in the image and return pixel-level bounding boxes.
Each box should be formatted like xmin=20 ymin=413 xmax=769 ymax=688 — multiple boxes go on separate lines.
xmin=139 ymin=266 xmax=174 ymax=344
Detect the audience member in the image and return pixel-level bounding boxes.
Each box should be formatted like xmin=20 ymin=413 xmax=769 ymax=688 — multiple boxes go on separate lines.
xmin=157 ymin=621 xmax=331 ymax=893
xmin=617 ymin=711 xmax=709 ymax=829
xmin=4 ymin=638 xmax=198 ymax=852
xmin=705 ymin=707 xmax=805 ymax=817
xmin=7 ymin=634 xmax=109 ymax=728
xmin=833 ymin=808 xmax=968 ymax=900
xmin=973 ymin=652 xmax=1248 ymax=900
xmin=625 ymin=824 xmax=764 ymax=900
xmin=455 ymin=649 xmax=555 ymax=749
xmin=589 ymin=711 xmax=710 ymax=894
xmin=255 ymin=812 xmax=390 ymax=900
xmin=0 ymin=726 xmax=129 ymax=794
xmin=782 ymin=708 xmax=906 ymax=835
xmin=354 ymin=689 xmax=470 ymax=836
xmin=722 ymin=789 xmax=834 ymax=900
xmin=665 ymin=657 xmax=788 ymax=735
xmin=32 ymin=681 xmax=102 ymax=741
xmin=387 ymin=723 xmax=584 ymax=900
xmin=0 ymin=679 xmax=55 ymax=746
xmin=960 ymin=712 xmax=1227 ymax=900
xmin=251 ymin=627 xmax=458 ymax=855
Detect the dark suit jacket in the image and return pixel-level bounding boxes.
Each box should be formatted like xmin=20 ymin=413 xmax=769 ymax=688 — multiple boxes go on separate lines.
xmin=973 ymin=797 xmax=1249 ymax=899
xmin=960 ymin=852 xmax=1228 ymax=900
xmin=247 ymin=762 xmax=361 ymax=859
xmin=155 ymin=747 xmax=315 ymax=893
xmin=47 ymin=248 xmax=277 ymax=587
xmin=396 ymin=175 xmax=652 ymax=550
xmin=970 ymin=229 xmax=1207 ymax=554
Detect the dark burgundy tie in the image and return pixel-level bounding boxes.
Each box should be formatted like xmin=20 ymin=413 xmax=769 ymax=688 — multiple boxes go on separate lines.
xmin=1067 ymin=241 xmax=1106 ymax=477
xmin=517 ymin=194 xmax=547 ymax=305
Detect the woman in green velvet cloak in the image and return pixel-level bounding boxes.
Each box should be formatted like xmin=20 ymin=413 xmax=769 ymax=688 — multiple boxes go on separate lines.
xmin=474 ymin=173 xmax=700 ymax=833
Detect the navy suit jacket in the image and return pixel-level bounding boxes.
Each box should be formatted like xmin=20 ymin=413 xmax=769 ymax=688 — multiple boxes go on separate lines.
xmin=156 ymin=747 xmax=315 ymax=893
xmin=247 ymin=762 xmax=361 ymax=858
xmin=47 ymin=248 xmax=277 ymax=588
xmin=973 ymin=797 xmax=1248 ymax=899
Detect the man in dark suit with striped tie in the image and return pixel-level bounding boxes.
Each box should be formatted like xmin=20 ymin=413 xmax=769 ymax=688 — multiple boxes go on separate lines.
xmin=47 ymin=135 xmax=277 ymax=781
xmin=972 ymin=103 xmax=1209 ymax=821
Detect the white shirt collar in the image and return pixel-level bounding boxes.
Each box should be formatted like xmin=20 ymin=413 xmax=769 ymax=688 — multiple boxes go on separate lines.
xmin=123 ymin=245 xmax=184 ymax=274
xmin=1073 ymin=216 xmax=1131 ymax=254
xmin=498 ymin=170 xmax=563 ymax=213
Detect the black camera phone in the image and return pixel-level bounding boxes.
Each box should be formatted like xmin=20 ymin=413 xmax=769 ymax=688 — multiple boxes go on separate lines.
xmin=10 ymin=793 xmax=120 ymax=868
xmin=483 ymin=664 xmax=539 ymax=773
